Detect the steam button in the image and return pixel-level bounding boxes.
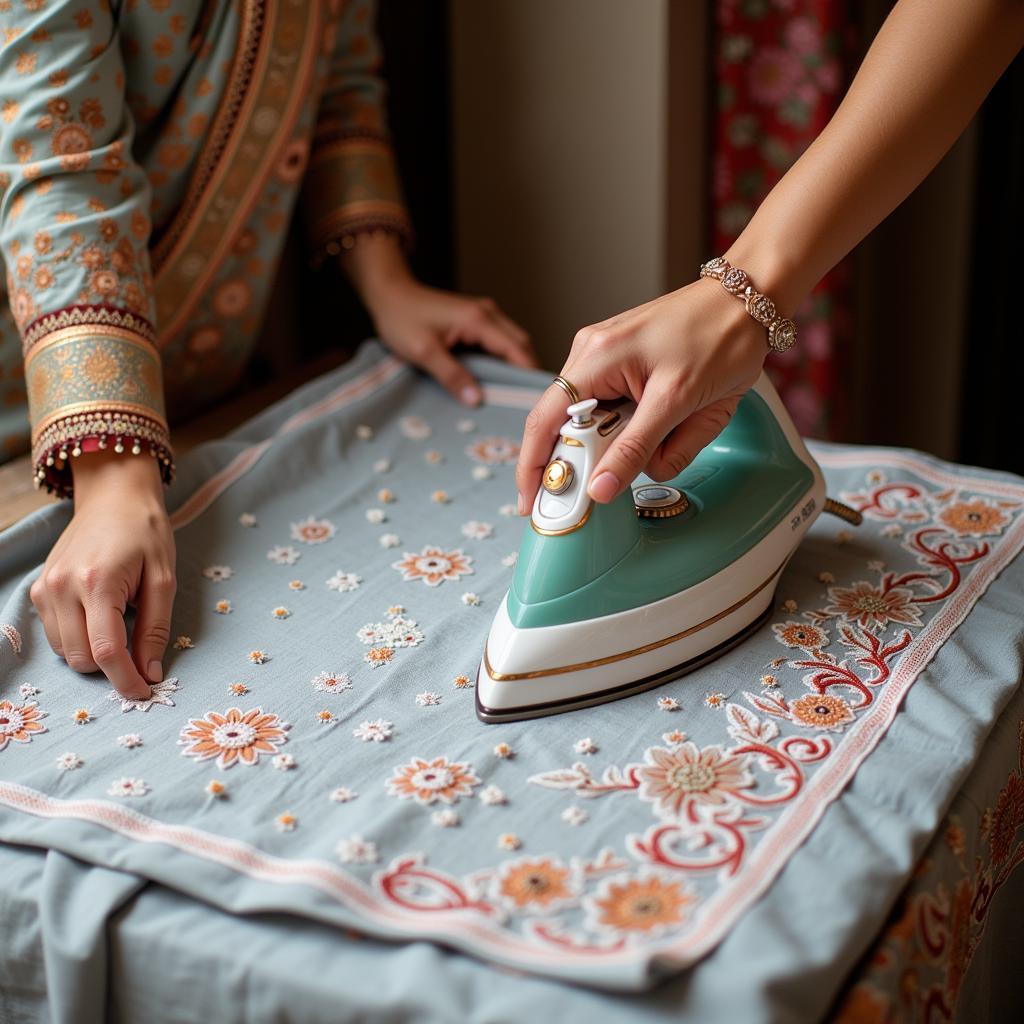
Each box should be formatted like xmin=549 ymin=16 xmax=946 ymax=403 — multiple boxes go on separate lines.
xmin=542 ymin=458 xmax=574 ymax=494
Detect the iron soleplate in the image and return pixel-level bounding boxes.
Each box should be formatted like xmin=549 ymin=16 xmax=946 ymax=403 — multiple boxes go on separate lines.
xmin=475 ymin=605 xmax=772 ymax=724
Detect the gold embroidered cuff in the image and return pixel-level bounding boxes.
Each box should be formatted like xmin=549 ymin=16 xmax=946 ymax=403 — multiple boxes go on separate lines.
xmin=24 ymin=314 xmax=174 ymax=497
xmin=301 ymin=136 xmax=413 ymax=264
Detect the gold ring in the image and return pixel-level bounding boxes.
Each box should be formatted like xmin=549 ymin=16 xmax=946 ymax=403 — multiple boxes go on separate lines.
xmin=551 ymin=375 xmax=580 ymax=405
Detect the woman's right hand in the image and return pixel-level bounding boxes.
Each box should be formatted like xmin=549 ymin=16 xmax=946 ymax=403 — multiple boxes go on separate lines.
xmin=30 ymin=451 xmax=176 ymax=700
xmin=515 ymin=276 xmax=771 ymax=514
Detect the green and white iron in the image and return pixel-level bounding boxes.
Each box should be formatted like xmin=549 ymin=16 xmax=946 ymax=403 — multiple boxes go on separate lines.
xmin=476 ymin=374 xmax=859 ymax=723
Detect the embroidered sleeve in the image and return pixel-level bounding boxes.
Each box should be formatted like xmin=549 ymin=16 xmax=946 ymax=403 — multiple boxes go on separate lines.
xmin=300 ymin=0 xmax=412 ymax=264
xmin=0 ymin=0 xmax=172 ymax=497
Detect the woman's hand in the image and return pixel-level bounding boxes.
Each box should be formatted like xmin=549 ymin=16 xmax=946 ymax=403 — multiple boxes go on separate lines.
xmin=516 ymin=278 xmax=769 ymax=513
xmin=341 ymin=234 xmax=537 ymax=404
xmin=29 ymin=451 xmax=176 ymax=700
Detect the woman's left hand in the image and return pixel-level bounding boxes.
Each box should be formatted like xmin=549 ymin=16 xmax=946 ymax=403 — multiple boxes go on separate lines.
xmin=342 ymin=235 xmax=537 ymax=405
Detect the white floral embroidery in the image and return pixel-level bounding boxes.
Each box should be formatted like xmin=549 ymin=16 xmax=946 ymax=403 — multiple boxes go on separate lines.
xmin=461 ymin=520 xmax=493 ymax=540
xmin=498 ymin=833 xmax=521 ymax=850
xmin=431 ymin=490 xmax=449 ymax=504
xmin=499 ymin=503 xmax=517 ymax=517
xmin=316 ymin=709 xmax=338 ymax=726
xmin=116 ymin=734 xmax=142 ymax=749
xmin=416 ymin=692 xmax=441 ymax=707
xmin=818 ymin=571 xmax=835 ymax=583
xmin=401 ymin=416 xmax=431 ymax=440
xmin=56 ymin=752 xmax=82 ymax=771
xmin=326 ymin=571 xmax=362 ymax=593
xmin=453 ymin=675 xmax=473 ymax=689
xmin=432 ymin=809 xmax=460 ymax=827
xmin=215 ymin=599 xmax=232 ymax=615
xmin=108 ymin=677 xmax=179 ymax=714
xmin=290 ymin=516 xmax=336 ymax=544
xmin=379 ymin=533 xmax=401 ymax=549
xmin=337 ymin=834 xmax=379 ymax=864
xmin=501 ymin=552 xmax=518 ymax=568
xmin=364 ymin=647 xmax=394 ymax=668
xmin=271 ymin=606 xmax=291 ymax=620
xmin=472 ymin=466 xmax=492 ymax=481
xmin=206 ymin=779 xmax=228 ymax=798
xmin=19 ymin=683 xmax=39 ymax=698
xmin=238 ymin=513 xmax=257 ymax=527
xmin=356 ymin=424 xmax=374 ymax=440
xmin=704 ymin=692 xmax=727 ymax=709
xmin=479 ymin=785 xmax=507 ymax=806
xmin=228 ymin=683 xmax=249 ymax=696
xmin=272 ymin=753 xmax=296 ymax=771
xmin=173 ymin=636 xmax=194 ymax=650
xmin=248 ymin=650 xmax=270 ymax=665
xmin=330 ymin=787 xmax=357 ymax=803
xmin=461 ymin=592 xmax=481 ymax=606
xmin=365 ymin=508 xmax=386 ymax=524
xmin=313 ymin=671 xmax=352 ymax=694
xmin=357 ymin=615 xmax=424 ymax=648
xmin=494 ymin=742 xmax=513 ymax=759
xmin=457 ymin=418 xmax=475 ymax=433
xmin=657 ymin=697 xmax=680 ymax=712
xmin=881 ymin=524 xmax=903 ymax=538
xmin=662 ymin=729 xmax=687 ymax=746
xmin=275 ymin=812 xmax=298 ymax=833
xmin=203 ymin=565 xmax=233 ymax=582
xmin=353 ymin=719 xmax=393 ymax=743
xmin=561 ymin=806 xmax=589 ymax=826
xmin=108 ymin=777 xmax=148 ymax=797
xmin=378 ymin=488 xmax=395 ymax=504
xmin=373 ymin=458 xmax=391 ymax=474
xmin=288 ymin=579 xmax=305 ymax=591
xmin=574 ymin=737 xmax=598 ymax=755
xmin=782 ymin=599 xmax=798 ymax=612
xmin=425 ymin=450 xmax=444 ymax=465
xmin=267 ymin=545 xmax=301 ymax=566
xmin=73 ymin=708 xmax=93 ymax=725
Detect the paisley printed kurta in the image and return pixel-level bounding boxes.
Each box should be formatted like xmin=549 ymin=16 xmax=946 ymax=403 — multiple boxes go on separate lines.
xmin=0 ymin=0 xmax=410 ymax=495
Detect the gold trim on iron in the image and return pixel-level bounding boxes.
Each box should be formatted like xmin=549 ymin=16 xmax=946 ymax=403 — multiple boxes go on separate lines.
xmin=597 ymin=411 xmax=621 ymax=436
xmin=530 ymin=502 xmax=592 ymax=536
xmin=542 ymin=458 xmax=574 ymax=495
xmin=483 ymin=561 xmax=785 ymax=681
xmin=560 ymin=435 xmax=583 ymax=447
xmin=551 ymin=375 xmax=580 ymax=405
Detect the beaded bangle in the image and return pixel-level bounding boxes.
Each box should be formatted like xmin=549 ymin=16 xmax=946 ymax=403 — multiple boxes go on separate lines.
xmin=699 ymin=256 xmax=797 ymax=353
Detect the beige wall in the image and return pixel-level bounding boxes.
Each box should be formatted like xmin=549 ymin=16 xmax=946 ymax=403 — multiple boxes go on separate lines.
xmin=451 ymin=0 xmax=705 ymax=370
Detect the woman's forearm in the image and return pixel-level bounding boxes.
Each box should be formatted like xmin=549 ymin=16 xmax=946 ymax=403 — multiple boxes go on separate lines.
xmin=723 ymin=0 xmax=1024 ymax=314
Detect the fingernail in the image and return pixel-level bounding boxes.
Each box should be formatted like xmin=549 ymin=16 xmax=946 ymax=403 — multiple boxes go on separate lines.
xmin=461 ymin=385 xmax=481 ymax=406
xmin=517 ymin=493 xmax=526 ymax=516
xmin=147 ymin=660 xmax=163 ymax=683
xmin=589 ymin=471 xmax=619 ymax=503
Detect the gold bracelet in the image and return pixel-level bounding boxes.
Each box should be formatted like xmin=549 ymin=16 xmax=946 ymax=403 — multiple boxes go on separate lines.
xmin=699 ymin=256 xmax=797 ymax=353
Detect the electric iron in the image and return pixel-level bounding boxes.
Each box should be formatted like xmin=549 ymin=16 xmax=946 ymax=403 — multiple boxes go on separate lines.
xmin=476 ymin=374 xmax=861 ymax=723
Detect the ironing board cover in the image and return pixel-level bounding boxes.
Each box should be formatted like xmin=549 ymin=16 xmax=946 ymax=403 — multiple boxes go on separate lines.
xmin=1 ymin=342 xmax=1022 ymax=990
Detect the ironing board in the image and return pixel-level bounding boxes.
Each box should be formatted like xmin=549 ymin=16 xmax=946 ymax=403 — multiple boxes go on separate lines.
xmin=1 ymin=343 xmax=1023 ymax=1022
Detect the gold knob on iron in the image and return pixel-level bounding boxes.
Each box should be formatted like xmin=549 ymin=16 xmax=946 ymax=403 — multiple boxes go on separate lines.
xmin=542 ymin=458 xmax=574 ymax=494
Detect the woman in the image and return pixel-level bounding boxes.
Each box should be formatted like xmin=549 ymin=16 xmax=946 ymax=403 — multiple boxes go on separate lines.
xmin=516 ymin=0 xmax=1023 ymax=510
xmin=0 ymin=0 xmax=534 ymax=700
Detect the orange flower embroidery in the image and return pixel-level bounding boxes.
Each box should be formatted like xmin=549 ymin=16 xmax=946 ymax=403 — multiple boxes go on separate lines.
xmin=178 ymin=707 xmax=289 ymax=769
xmin=0 ymin=700 xmax=47 ymax=750
xmin=465 ymin=436 xmax=520 ymax=465
xmin=772 ymin=620 xmax=828 ymax=651
xmin=824 ymin=581 xmax=923 ymax=629
xmin=938 ymin=499 xmax=1009 ymax=538
xmin=591 ymin=874 xmax=693 ymax=934
xmin=497 ymin=857 xmax=576 ymax=911
xmin=392 ymin=546 xmax=474 ymax=587
xmin=637 ymin=743 xmax=753 ymax=820
xmin=789 ymin=693 xmax=856 ymax=731
xmin=386 ymin=756 xmax=480 ymax=806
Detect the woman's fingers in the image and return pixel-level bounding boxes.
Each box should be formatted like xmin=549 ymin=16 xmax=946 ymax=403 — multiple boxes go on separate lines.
xmin=588 ymin=381 xmax=681 ymax=503
xmin=450 ymin=299 xmax=537 ymax=370
xmin=646 ymin=396 xmax=742 ymax=482
xmin=515 ymin=380 xmax=585 ymax=514
xmin=84 ymin=597 xmax=151 ymax=700
xmin=131 ymin=567 xmax=175 ymax=685
xmin=406 ymin=330 xmax=483 ymax=406
xmin=54 ymin=598 xmax=98 ymax=674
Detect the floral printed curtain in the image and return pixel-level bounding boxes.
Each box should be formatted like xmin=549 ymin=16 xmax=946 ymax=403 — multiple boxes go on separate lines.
xmin=711 ymin=0 xmax=856 ymax=438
